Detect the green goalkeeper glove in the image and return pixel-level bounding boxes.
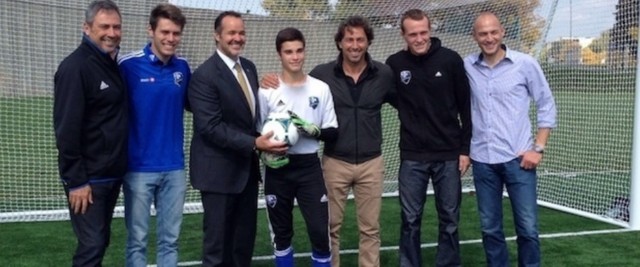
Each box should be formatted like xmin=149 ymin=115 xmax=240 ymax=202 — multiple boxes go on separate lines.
xmin=288 ymin=110 xmax=320 ymax=138
xmin=260 ymin=152 xmax=289 ymax=169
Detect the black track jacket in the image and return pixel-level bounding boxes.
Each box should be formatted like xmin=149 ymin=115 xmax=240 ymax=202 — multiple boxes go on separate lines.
xmin=386 ymin=37 xmax=471 ymax=162
xmin=310 ymin=54 xmax=396 ymax=164
xmin=53 ymin=36 xmax=128 ymax=189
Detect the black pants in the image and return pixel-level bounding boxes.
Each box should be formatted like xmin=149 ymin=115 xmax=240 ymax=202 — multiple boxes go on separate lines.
xmin=264 ymin=154 xmax=330 ymax=255
xmin=64 ymin=180 xmax=122 ymax=267
xmin=398 ymin=159 xmax=462 ymax=267
xmin=200 ymin=164 xmax=260 ymax=267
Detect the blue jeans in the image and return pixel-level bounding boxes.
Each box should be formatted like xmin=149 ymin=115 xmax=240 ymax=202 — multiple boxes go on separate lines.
xmin=472 ymin=158 xmax=540 ymax=267
xmin=398 ymin=160 xmax=461 ymax=267
xmin=124 ymin=170 xmax=186 ymax=267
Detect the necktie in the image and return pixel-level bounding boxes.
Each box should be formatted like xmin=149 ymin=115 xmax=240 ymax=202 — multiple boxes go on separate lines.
xmin=234 ymin=63 xmax=254 ymax=117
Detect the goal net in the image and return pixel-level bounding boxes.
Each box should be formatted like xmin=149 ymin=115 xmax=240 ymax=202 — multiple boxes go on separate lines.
xmin=0 ymin=0 xmax=637 ymax=228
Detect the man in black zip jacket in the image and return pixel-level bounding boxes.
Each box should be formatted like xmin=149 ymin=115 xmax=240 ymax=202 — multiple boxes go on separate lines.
xmin=53 ymin=1 xmax=127 ymax=266
xmin=309 ymin=16 xmax=397 ymax=267
xmin=385 ymin=9 xmax=471 ymax=267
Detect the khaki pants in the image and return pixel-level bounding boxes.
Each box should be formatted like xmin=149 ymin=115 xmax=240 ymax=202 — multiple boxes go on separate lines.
xmin=322 ymin=155 xmax=384 ymax=267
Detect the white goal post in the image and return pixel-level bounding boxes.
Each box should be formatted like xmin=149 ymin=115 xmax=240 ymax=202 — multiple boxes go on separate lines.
xmin=0 ymin=0 xmax=638 ymax=231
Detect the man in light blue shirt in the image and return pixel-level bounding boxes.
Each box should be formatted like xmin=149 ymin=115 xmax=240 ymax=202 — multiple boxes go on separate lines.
xmin=464 ymin=12 xmax=557 ymax=267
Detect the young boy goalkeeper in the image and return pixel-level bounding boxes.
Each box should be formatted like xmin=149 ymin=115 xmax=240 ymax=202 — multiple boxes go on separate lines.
xmin=257 ymin=27 xmax=338 ymax=267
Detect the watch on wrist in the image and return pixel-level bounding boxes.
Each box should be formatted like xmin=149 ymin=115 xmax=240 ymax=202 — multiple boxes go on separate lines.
xmin=533 ymin=144 xmax=545 ymax=154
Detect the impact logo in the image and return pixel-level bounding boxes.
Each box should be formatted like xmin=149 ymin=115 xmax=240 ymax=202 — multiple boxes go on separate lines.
xmin=266 ymin=194 xmax=277 ymax=208
xmin=309 ymin=96 xmax=319 ymax=109
xmin=400 ymin=70 xmax=411 ymax=85
xmin=173 ymin=71 xmax=184 ymax=87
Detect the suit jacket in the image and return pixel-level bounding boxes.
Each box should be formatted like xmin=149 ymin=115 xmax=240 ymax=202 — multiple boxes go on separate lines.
xmin=188 ymin=52 xmax=260 ymax=194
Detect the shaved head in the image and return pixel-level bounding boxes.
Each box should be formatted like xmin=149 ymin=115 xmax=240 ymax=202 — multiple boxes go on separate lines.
xmin=473 ymin=12 xmax=503 ymax=33
xmin=471 ymin=11 xmax=506 ymax=62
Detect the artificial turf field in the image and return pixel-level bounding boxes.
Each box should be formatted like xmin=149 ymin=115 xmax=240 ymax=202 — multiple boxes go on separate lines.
xmin=1 ymin=195 xmax=638 ymax=266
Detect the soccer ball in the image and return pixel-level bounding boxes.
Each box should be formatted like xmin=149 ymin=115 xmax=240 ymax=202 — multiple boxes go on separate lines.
xmin=261 ymin=112 xmax=299 ymax=146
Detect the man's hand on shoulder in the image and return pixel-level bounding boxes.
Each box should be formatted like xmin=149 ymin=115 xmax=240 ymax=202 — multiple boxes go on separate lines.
xmin=260 ymin=73 xmax=279 ymax=89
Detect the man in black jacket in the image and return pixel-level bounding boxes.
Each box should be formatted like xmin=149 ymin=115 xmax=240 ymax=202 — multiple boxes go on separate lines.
xmin=385 ymin=9 xmax=471 ymax=267
xmin=309 ymin=16 xmax=396 ymax=267
xmin=53 ymin=1 xmax=127 ymax=266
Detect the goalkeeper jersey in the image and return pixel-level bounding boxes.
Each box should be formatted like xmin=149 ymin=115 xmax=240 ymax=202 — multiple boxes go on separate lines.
xmin=258 ymin=75 xmax=338 ymax=155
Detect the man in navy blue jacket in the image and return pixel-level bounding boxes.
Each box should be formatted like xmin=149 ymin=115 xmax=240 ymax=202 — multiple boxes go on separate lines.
xmin=53 ymin=1 xmax=127 ymax=266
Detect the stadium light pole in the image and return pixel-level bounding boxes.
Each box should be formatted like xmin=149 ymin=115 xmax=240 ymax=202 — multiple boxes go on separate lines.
xmin=629 ymin=2 xmax=640 ymax=230
xmin=569 ymin=0 xmax=572 ymax=38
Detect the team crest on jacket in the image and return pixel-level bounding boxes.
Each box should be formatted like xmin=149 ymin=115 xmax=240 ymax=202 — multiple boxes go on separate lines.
xmin=173 ymin=71 xmax=184 ymax=87
xmin=266 ymin=194 xmax=277 ymax=208
xmin=400 ymin=70 xmax=411 ymax=85
xmin=309 ymin=96 xmax=319 ymax=109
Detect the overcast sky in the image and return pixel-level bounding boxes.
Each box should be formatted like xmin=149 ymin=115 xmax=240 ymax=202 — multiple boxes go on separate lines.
xmin=170 ymin=0 xmax=620 ymax=41
xmin=543 ymin=0 xmax=618 ymax=41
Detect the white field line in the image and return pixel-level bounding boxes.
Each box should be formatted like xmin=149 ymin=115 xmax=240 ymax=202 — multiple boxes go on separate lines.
xmin=152 ymin=228 xmax=634 ymax=267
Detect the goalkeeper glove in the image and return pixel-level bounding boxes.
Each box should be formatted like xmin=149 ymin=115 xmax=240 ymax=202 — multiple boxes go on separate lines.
xmin=260 ymin=152 xmax=289 ymax=169
xmin=288 ymin=110 xmax=320 ymax=138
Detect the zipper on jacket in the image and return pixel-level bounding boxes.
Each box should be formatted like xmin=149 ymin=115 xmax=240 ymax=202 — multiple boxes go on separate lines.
xmin=354 ymin=105 xmax=360 ymax=164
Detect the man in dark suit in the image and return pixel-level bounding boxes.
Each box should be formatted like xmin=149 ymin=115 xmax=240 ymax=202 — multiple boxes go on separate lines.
xmin=187 ymin=11 xmax=287 ymax=267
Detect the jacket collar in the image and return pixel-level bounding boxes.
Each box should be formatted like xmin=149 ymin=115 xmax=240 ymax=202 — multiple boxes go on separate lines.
xmin=82 ymin=34 xmax=119 ymax=59
xmin=143 ymin=42 xmax=176 ymax=65
xmin=333 ymin=52 xmax=378 ymax=77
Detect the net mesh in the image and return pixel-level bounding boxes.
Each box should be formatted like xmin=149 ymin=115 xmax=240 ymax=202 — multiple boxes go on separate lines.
xmin=0 ymin=0 xmax=636 ymax=224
